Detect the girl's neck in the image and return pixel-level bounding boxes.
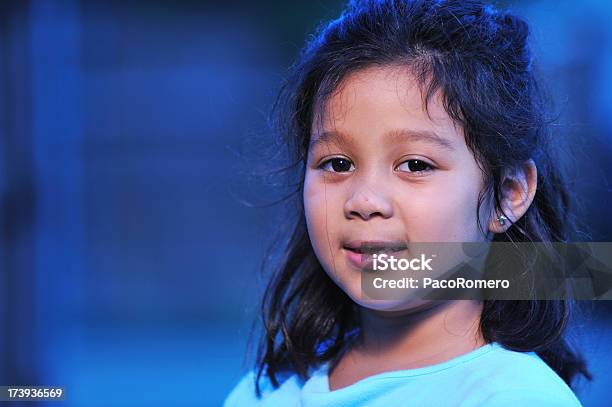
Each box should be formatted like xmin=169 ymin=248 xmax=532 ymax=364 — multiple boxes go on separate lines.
xmin=353 ymin=300 xmax=486 ymax=369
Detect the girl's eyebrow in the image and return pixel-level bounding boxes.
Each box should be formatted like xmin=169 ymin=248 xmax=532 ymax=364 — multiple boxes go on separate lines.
xmin=309 ymin=128 xmax=456 ymax=151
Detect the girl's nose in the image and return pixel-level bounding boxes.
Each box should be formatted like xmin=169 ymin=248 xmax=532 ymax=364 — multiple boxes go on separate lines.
xmin=343 ymin=182 xmax=393 ymax=221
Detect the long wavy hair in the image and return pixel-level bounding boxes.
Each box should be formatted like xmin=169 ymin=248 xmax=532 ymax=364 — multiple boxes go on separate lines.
xmin=252 ymin=0 xmax=591 ymax=396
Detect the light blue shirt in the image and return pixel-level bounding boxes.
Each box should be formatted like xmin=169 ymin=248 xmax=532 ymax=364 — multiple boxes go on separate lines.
xmin=223 ymin=342 xmax=582 ymax=406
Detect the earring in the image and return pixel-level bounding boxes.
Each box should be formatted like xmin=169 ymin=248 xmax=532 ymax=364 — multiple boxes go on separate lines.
xmin=497 ymin=215 xmax=508 ymax=226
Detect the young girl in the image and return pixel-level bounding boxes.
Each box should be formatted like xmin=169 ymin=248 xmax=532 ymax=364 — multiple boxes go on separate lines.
xmin=225 ymin=0 xmax=590 ymax=405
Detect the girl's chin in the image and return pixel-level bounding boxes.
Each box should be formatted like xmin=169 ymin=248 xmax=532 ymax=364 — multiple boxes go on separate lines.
xmin=338 ymin=276 xmax=427 ymax=312
xmin=351 ymin=295 xmax=429 ymax=312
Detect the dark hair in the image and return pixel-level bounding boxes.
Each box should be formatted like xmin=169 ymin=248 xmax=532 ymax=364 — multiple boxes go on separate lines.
xmin=253 ymin=0 xmax=591 ymax=396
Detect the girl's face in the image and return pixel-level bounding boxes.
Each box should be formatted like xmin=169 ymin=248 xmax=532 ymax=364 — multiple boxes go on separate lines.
xmin=303 ymin=65 xmax=493 ymax=311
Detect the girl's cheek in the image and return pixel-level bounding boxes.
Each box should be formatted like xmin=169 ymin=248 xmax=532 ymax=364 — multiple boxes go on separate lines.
xmin=303 ymin=175 xmax=327 ymax=237
xmin=303 ymin=173 xmax=319 ymax=213
xmin=304 ymin=174 xmax=344 ymax=247
xmin=304 ymin=171 xmax=339 ymax=208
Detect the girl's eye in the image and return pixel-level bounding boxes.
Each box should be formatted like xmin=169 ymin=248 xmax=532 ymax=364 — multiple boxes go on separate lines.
xmin=397 ymin=159 xmax=434 ymax=174
xmin=319 ymin=157 xmax=355 ymax=173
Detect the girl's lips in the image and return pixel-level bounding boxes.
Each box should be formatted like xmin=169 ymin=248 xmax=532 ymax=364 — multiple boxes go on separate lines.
xmin=345 ymin=248 xmax=363 ymax=269
xmin=344 ymin=246 xmax=408 ymax=270
xmin=344 ymin=248 xmax=378 ymax=269
xmin=343 ymin=240 xmax=407 ymax=253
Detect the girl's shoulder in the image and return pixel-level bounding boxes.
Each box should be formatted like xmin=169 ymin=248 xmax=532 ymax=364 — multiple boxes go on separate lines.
xmin=222 ymin=367 xmax=308 ymax=407
xmin=454 ymin=343 xmax=582 ymax=406
xmin=222 ymin=344 xmax=583 ymax=406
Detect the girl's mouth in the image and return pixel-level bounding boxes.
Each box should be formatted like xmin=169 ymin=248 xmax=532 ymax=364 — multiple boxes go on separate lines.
xmin=343 ymin=241 xmax=407 ymax=269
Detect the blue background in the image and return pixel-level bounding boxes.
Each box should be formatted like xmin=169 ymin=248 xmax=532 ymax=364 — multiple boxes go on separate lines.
xmin=0 ymin=0 xmax=611 ymax=406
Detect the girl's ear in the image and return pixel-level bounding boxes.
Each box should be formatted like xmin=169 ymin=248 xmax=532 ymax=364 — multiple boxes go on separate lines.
xmin=489 ymin=159 xmax=538 ymax=234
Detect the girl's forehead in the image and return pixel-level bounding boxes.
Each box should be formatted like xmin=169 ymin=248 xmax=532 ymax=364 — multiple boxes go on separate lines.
xmin=312 ymin=65 xmax=460 ymax=140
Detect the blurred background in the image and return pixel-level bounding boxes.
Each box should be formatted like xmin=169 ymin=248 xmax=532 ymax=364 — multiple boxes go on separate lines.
xmin=0 ymin=0 xmax=611 ymax=406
